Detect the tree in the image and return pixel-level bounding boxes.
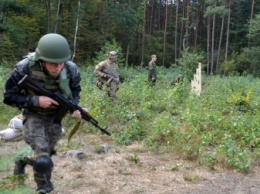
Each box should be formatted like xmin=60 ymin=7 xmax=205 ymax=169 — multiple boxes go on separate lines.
xmin=174 ymin=0 xmax=179 ymax=63
xmin=248 ymin=13 xmax=260 ymax=46
xmin=162 ymin=0 xmax=168 ymax=67
xmin=0 ymin=0 xmax=38 ymax=60
xmin=225 ymin=0 xmax=231 ymax=62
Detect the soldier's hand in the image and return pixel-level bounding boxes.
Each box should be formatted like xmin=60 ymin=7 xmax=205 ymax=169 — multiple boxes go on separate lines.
xmin=71 ymin=110 xmax=81 ymax=119
xmin=39 ymin=96 xmax=59 ymax=108
xmin=71 ymin=108 xmax=88 ymax=119
xmin=102 ymin=73 xmax=107 ymax=78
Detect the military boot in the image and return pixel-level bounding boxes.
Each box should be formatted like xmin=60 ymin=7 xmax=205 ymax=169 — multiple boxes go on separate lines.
xmin=13 ymin=159 xmax=27 ymax=175
xmin=14 ymin=157 xmax=34 ymax=175
xmin=34 ymin=173 xmax=54 ymax=194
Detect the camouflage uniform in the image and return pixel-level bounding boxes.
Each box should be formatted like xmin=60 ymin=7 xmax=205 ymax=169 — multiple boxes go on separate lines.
xmin=171 ymin=74 xmax=184 ymax=86
xmin=94 ymin=58 xmax=120 ymax=102
xmin=3 ymin=34 xmax=81 ymax=194
xmin=148 ymin=55 xmax=157 ymax=85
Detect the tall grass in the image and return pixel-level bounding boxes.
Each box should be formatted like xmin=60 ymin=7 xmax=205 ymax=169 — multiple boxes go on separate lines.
xmin=0 ymin=66 xmax=259 ymax=172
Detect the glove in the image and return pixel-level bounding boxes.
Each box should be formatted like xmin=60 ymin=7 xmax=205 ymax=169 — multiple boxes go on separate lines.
xmin=102 ymin=73 xmax=107 ymax=78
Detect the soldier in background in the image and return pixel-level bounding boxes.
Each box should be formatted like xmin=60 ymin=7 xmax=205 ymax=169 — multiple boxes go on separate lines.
xmin=94 ymin=51 xmax=120 ymax=102
xmin=148 ymin=54 xmax=157 ymax=86
xmin=171 ymin=74 xmax=184 ymax=86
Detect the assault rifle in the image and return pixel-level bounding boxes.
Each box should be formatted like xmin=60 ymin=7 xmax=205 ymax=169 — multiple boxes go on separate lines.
xmin=103 ymin=71 xmax=119 ymax=84
xmin=18 ymin=74 xmax=111 ymax=136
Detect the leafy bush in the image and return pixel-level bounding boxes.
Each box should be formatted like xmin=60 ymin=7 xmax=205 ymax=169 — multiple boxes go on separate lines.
xmin=177 ymin=50 xmax=205 ymax=81
xmin=0 ymin=64 xmax=259 ymax=173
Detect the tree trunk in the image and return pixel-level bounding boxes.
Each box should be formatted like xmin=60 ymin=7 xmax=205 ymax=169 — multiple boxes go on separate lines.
xmin=45 ymin=0 xmax=51 ymax=33
xmin=216 ymin=16 xmax=225 ymax=73
xmin=72 ymin=0 xmax=81 ymax=62
xmin=207 ymin=16 xmax=211 ymax=75
xmin=149 ymin=0 xmax=155 ymax=35
xmin=162 ymin=0 xmax=168 ymax=67
xmin=194 ymin=5 xmax=199 ymax=49
xmin=225 ymin=0 xmax=231 ymax=62
xmin=211 ymin=10 xmax=216 ymax=75
xmin=174 ymin=0 xmax=179 ymax=64
xmin=179 ymin=0 xmax=186 ymax=57
xmin=248 ymin=0 xmax=255 ymax=46
xmin=125 ymin=43 xmax=129 ymax=67
xmin=183 ymin=2 xmax=190 ymax=52
xmin=54 ymin=0 xmax=61 ymax=33
xmin=141 ymin=0 xmax=147 ymax=66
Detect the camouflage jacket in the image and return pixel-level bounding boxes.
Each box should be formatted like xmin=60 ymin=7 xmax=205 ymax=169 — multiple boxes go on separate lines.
xmin=3 ymin=55 xmax=81 ymax=116
xmin=94 ymin=59 xmax=119 ymax=82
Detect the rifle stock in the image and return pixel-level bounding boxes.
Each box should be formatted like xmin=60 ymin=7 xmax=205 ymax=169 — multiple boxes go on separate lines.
xmin=18 ymin=74 xmax=110 ymax=136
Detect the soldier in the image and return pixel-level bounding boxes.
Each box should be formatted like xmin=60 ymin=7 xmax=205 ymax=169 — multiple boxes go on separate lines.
xmin=148 ymin=54 xmax=157 ymax=85
xmin=3 ymin=33 xmax=86 ymax=194
xmin=171 ymin=74 xmax=184 ymax=86
xmin=94 ymin=51 xmax=120 ymax=102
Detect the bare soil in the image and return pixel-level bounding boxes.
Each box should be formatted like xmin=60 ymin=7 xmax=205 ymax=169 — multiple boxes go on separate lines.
xmin=1 ymin=134 xmax=260 ymax=194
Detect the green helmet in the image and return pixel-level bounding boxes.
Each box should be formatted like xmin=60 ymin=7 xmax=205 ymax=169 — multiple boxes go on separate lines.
xmin=35 ymin=33 xmax=71 ymax=63
xmin=108 ymin=51 xmax=118 ymax=59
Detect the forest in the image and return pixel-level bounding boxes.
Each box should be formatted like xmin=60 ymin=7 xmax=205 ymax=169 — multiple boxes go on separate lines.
xmin=0 ymin=2 xmax=260 ymax=193
xmin=1 ymin=0 xmax=260 ymax=77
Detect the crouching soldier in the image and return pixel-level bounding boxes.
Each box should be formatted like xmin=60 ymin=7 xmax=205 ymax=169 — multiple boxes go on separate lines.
xmin=94 ymin=51 xmax=120 ymax=102
xmin=3 ymin=33 xmax=86 ymax=194
xmin=171 ymin=74 xmax=184 ymax=86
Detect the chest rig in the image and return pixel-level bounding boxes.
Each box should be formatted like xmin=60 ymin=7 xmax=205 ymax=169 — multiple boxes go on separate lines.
xmin=25 ymin=53 xmax=72 ymax=116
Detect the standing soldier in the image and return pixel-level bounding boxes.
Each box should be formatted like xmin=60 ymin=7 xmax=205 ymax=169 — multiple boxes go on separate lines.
xmin=148 ymin=54 xmax=157 ymax=85
xmin=94 ymin=51 xmax=120 ymax=102
xmin=3 ymin=33 xmax=86 ymax=194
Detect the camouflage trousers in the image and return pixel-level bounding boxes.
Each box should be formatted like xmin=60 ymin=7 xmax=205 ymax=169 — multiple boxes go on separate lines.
xmin=96 ymin=78 xmax=119 ymax=102
xmin=22 ymin=111 xmax=62 ymax=157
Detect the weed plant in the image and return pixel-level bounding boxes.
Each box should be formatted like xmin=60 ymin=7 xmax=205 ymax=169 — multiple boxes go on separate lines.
xmin=0 ymin=66 xmax=259 ymax=173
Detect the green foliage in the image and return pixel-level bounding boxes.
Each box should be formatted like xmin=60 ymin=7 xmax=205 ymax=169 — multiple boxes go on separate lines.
xmin=0 ymin=152 xmax=14 ymax=172
xmin=0 ymin=143 xmax=32 ymax=173
xmin=92 ymin=39 xmax=124 ymax=67
xmin=177 ymin=51 xmax=205 ymax=81
xmin=220 ymin=59 xmax=237 ymax=76
xmin=0 ymin=186 xmax=34 ymax=194
xmin=220 ymin=49 xmax=260 ymax=77
xmin=0 ymin=67 xmax=20 ymax=122
xmin=0 ymin=33 xmax=16 ymax=64
xmin=242 ymin=47 xmax=260 ymax=77
xmin=248 ymin=13 xmax=260 ymax=45
xmin=0 ymin=175 xmax=28 ymax=191
xmin=1 ymin=63 xmax=259 ymax=173
xmin=0 ymin=0 xmax=40 ymax=61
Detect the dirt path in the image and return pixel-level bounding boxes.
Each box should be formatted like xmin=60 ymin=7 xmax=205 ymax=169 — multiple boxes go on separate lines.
xmin=1 ymin=134 xmax=260 ymax=194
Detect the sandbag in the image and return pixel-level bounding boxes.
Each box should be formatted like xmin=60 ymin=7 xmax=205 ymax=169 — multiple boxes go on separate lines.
xmin=8 ymin=115 xmax=24 ymax=130
xmin=0 ymin=128 xmax=23 ymax=141
xmin=0 ymin=114 xmax=66 ymax=141
xmin=0 ymin=115 xmax=24 ymax=141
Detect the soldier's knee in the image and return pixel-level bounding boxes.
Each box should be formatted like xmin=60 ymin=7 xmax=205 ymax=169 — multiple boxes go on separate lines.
xmin=33 ymin=156 xmax=53 ymax=174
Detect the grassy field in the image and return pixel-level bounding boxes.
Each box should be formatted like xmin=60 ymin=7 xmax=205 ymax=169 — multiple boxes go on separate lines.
xmin=0 ymin=65 xmax=259 ymax=176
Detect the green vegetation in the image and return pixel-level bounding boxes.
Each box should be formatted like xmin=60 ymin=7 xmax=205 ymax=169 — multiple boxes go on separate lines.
xmin=0 ymin=65 xmax=259 ymax=175
xmin=0 ymin=143 xmax=33 ymax=192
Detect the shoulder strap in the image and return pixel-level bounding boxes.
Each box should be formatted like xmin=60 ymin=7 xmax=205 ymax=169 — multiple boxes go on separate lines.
xmin=26 ymin=52 xmax=37 ymax=67
xmin=59 ymin=65 xmax=72 ymax=99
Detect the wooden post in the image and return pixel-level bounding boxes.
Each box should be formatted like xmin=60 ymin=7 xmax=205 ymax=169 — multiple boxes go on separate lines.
xmin=191 ymin=63 xmax=202 ymax=96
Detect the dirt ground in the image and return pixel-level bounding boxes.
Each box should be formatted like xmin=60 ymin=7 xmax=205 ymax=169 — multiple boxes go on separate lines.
xmin=1 ymin=134 xmax=260 ymax=194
